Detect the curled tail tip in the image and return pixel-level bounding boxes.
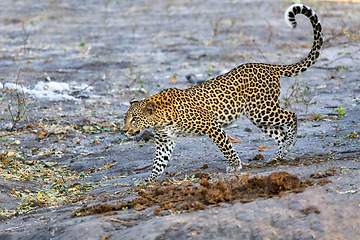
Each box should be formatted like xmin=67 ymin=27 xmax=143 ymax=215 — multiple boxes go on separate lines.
xmin=284 ymin=4 xmax=303 ymax=29
xmin=285 ymin=4 xmax=315 ymax=29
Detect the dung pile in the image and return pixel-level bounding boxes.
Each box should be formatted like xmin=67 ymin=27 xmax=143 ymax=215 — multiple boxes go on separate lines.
xmin=73 ymin=171 xmax=324 ymax=217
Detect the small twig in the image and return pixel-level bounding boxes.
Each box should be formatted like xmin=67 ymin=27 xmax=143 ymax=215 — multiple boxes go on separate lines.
xmin=134 ymin=164 xmax=152 ymax=171
xmin=312 ymin=66 xmax=338 ymax=71
xmin=325 ymin=49 xmax=360 ymax=65
xmin=22 ymin=21 xmax=34 ymax=55
xmin=7 ymin=105 xmax=15 ymax=126
xmin=9 ymin=68 xmax=27 ymax=131
xmin=210 ymin=15 xmax=222 ymax=43
xmin=127 ymin=76 xmax=139 ymax=88
xmin=81 ymin=76 xmax=104 ymax=92
xmin=16 ymin=68 xmax=22 ymax=85
xmin=265 ymin=19 xmax=273 ymax=43
xmin=102 ymin=216 xmax=139 ymax=225
xmin=252 ymin=39 xmax=269 ymax=63
xmin=101 ymin=234 xmax=113 ymax=240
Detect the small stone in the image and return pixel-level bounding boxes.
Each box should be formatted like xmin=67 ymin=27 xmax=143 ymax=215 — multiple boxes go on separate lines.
xmin=244 ymin=127 xmax=252 ymax=132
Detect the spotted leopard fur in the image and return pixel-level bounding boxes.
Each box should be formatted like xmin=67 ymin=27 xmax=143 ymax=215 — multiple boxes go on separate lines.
xmin=123 ymin=4 xmax=323 ymax=186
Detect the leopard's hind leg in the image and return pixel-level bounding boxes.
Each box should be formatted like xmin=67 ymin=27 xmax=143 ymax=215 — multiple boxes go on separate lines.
xmin=247 ymin=106 xmax=297 ymax=159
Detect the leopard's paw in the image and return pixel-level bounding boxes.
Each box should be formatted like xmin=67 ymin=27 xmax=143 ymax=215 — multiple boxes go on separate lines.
xmin=226 ymin=162 xmax=242 ymax=172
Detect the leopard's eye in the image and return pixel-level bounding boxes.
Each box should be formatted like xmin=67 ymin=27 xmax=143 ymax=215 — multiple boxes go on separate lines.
xmin=130 ymin=117 xmax=136 ymax=123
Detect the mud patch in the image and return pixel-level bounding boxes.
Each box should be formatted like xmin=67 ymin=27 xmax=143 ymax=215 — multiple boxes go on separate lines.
xmin=266 ymin=158 xmax=288 ymax=165
xmin=73 ymin=171 xmax=328 ymax=218
xmin=266 ymin=172 xmax=301 ymax=194
xmin=301 ymin=205 xmax=321 ymax=215
xmin=250 ymin=154 xmax=264 ymax=161
xmin=310 ymin=168 xmax=337 ymax=179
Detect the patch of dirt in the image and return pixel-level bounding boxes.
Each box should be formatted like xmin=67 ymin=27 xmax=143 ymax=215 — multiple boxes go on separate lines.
xmin=310 ymin=168 xmax=337 ymax=179
xmin=250 ymin=153 xmax=264 ymax=161
xmin=266 ymin=157 xmax=288 ymax=165
xmin=199 ymin=164 xmax=209 ymax=170
xmin=301 ymin=205 xmax=321 ymax=215
xmin=72 ymin=171 xmax=327 ymax=218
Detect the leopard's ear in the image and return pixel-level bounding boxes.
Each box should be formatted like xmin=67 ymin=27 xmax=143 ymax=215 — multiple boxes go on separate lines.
xmin=144 ymin=101 xmax=156 ymax=115
xmin=130 ymin=98 xmax=140 ymax=105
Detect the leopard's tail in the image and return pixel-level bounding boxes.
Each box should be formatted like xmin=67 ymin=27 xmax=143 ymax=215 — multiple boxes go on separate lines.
xmin=276 ymin=4 xmax=323 ymax=78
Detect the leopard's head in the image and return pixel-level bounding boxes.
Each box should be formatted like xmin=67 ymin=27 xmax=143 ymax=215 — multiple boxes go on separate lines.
xmin=122 ymin=98 xmax=157 ymax=137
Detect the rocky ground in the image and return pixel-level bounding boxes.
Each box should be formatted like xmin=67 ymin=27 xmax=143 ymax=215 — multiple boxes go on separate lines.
xmin=0 ymin=0 xmax=359 ymax=239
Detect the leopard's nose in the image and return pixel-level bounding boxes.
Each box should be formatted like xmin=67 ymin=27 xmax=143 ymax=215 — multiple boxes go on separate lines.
xmin=122 ymin=126 xmax=135 ymax=136
xmin=122 ymin=126 xmax=128 ymax=135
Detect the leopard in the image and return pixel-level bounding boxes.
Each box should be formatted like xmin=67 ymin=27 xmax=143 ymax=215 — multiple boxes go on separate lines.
xmin=122 ymin=4 xmax=323 ymax=186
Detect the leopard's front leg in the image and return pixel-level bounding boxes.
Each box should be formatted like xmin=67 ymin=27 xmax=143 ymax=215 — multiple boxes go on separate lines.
xmin=205 ymin=122 xmax=242 ymax=173
xmin=134 ymin=131 xmax=176 ymax=186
